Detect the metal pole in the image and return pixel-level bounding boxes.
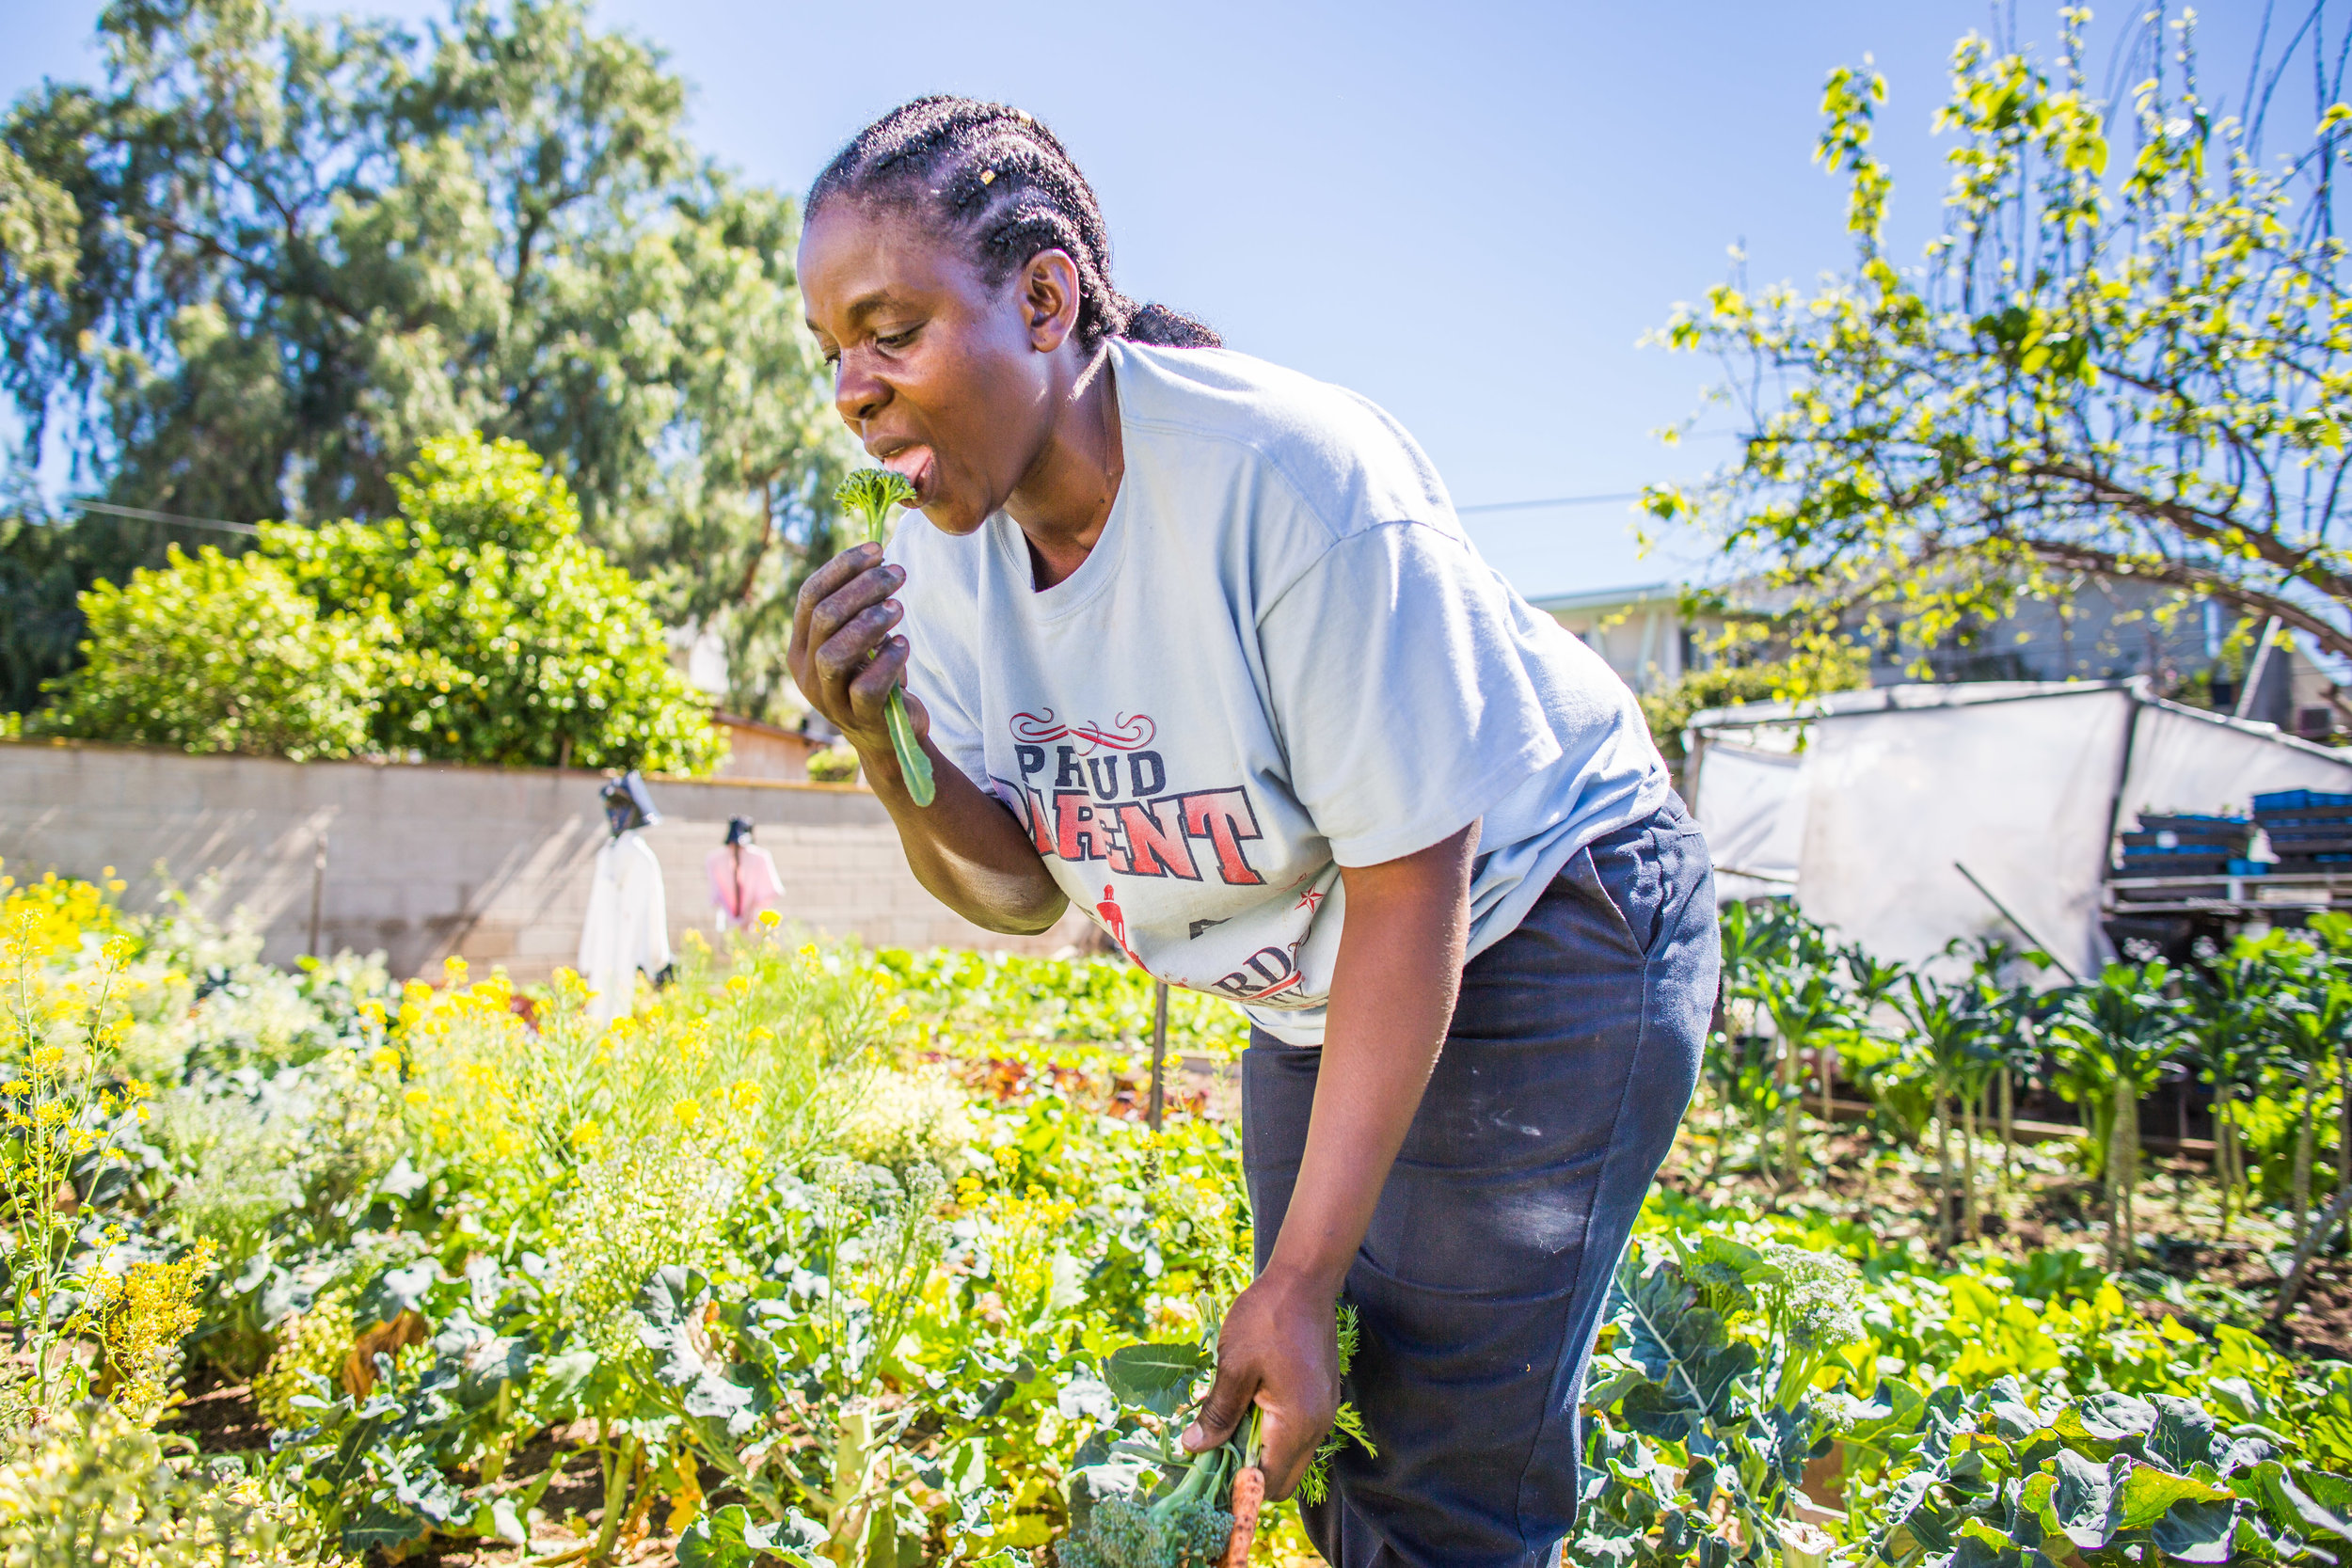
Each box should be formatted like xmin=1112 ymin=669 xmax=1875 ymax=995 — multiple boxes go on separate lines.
xmin=2233 ymin=616 xmax=2282 ymax=721
xmin=307 ymin=832 xmax=328 ymax=958
xmin=1148 ymin=980 xmax=1169 ymax=1132
xmin=1954 ymin=861 xmax=2077 ymax=981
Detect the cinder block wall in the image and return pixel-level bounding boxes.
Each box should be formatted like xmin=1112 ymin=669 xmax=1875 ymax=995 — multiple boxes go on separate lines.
xmin=0 ymin=740 xmax=1091 ymax=979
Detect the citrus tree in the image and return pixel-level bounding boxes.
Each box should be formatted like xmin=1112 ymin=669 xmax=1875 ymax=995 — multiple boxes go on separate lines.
xmin=1645 ymin=6 xmax=2352 ymax=673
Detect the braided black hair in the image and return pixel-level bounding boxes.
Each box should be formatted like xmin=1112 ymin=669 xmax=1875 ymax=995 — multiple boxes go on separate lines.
xmin=807 ymin=96 xmax=1221 ymax=353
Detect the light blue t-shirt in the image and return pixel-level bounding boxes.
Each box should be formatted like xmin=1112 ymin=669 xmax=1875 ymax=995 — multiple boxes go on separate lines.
xmin=891 ymin=340 xmax=1670 ymax=1044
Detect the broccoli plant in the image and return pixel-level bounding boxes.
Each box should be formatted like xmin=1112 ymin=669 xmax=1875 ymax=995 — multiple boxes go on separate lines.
xmin=1841 ymin=1373 xmax=2349 ymax=1566
xmin=1575 ymin=1237 xmax=1859 ymax=1567
xmin=833 ymin=468 xmax=935 ymax=808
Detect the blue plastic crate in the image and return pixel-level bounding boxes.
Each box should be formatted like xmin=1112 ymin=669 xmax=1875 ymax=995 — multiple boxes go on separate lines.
xmin=2255 ymin=789 xmax=2352 ymax=812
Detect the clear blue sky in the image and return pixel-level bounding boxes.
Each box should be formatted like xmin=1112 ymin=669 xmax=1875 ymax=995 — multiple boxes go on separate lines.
xmin=0 ymin=2 xmax=2277 ymax=598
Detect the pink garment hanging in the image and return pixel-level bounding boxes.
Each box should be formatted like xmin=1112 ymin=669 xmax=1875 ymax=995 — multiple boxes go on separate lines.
xmin=707 ymin=843 xmax=785 ymax=928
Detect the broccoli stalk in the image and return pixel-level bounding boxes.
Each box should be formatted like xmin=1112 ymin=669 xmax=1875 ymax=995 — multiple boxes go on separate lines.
xmin=833 ymin=467 xmax=935 ymax=807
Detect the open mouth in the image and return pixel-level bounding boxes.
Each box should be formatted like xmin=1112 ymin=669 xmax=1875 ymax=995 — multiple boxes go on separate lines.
xmin=878 ymin=444 xmax=935 ymax=505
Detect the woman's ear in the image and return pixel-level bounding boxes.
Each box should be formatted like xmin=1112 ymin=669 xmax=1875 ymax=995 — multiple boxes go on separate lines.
xmin=1021 ymin=248 xmax=1082 ymax=353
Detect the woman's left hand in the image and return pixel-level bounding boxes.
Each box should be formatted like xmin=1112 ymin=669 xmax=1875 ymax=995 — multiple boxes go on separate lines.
xmin=1182 ymin=1265 xmax=1337 ymax=1501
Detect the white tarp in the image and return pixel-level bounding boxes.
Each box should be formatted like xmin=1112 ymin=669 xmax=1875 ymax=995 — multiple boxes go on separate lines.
xmin=1683 ymin=681 xmax=2340 ymax=980
xmin=2122 ymin=701 xmax=2352 ymax=823
xmin=1688 ymin=741 xmax=1805 ymax=902
xmin=1788 ymin=688 xmax=2132 ymax=979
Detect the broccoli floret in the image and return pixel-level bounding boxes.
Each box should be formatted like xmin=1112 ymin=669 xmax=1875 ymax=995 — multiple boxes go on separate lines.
xmin=1057 ymin=1449 xmax=1234 ymax=1568
xmin=1753 ymin=1243 xmax=1864 ymax=1408
xmin=1160 ymin=1497 xmax=1236 ymax=1564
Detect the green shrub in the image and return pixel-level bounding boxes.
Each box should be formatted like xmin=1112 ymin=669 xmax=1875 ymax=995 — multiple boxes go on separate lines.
xmin=34 ymin=546 xmax=383 ymax=762
xmin=37 ymin=435 xmax=725 ymax=775
xmin=805 ymin=745 xmax=859 ymax=784
xmin=267 ymin=435 xmax=723 ymax=774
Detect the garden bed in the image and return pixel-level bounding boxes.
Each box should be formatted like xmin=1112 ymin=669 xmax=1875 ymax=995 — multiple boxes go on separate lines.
xmin=4 ymin=867 xmax=2352 ymax=1565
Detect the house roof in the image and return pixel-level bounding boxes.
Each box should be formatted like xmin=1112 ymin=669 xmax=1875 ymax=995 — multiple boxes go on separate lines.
xmin=1526 ymin=580 xmax=1680 ymax=616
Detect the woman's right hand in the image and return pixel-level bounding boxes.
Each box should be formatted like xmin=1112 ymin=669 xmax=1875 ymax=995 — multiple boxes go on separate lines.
xmin=787 ymin=541 xmax=929 ymax=767
xmin=784 ymin=540 xmax=1065 ymax=934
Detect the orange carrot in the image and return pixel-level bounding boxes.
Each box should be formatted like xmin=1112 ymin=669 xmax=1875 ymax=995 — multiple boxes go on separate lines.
xmin=1221 ymin=1465 xmax=1264 ymax=1567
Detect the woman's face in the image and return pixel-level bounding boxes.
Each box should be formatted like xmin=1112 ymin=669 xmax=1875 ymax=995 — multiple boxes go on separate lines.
xmin=800 ymin=200 xmax=1075 ymax=536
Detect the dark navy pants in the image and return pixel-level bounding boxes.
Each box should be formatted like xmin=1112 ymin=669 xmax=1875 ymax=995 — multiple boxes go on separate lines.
xmin=1243 ymin=798 xmax=1716 ymax=1568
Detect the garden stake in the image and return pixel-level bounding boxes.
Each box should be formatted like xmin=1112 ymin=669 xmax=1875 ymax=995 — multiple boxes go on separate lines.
xmin=2296 ymin=1073 xmax=2317 ymax=1249
xmin=1962 ymin=1085 xmax=1979 ymax=1241
xmin=1997 ymin=1065 xmax=2013 ymax=1193
xmin=1933 ymin=1078 xmax=1953 ymax=1252
xmin=307 ymin=830 xmax=326 ymax=957
xmin=2274 ymin=1176 xmax=2352 ymax=1323
xmin=1149 ymin=978 xmax=1169 ymax=1132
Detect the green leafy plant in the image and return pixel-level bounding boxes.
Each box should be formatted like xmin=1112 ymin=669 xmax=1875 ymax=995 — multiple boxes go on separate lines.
xmin=33 ymin=545 xmax=385 ymax=762
xmin=273 ymin=434 xmax=725 ymax=774
xmin=1887 ymin=972 xmax=1997 ymax=1249
xmin=2185 ymin=946 xmax=2288 ymax=1240
xmin=807 ymin=745 xmax=860 ymax=784
xmin=1708 ymin=902 xmax=1820 ymax=1185
xmin=1573 ymin=1236 xmax=1859 ymax=1568
xmin=2047 ymin=962 xmax=2187 ymax=1268
xmin=1844 ymin=1374 xmax=2352 ymax=1567
xmin=833 ymin=469 xmax=934 ymax=807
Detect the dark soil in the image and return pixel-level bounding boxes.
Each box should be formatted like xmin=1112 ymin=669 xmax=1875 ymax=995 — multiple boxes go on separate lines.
xmin=167 ymin=1363 xmax=271 ymax=1454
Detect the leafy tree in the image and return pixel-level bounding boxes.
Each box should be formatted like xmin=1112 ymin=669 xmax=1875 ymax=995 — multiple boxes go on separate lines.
xmin=0 ymin=508 xmax=184 ymax=714
xmin=1645 ymin=7 xmax=2352 ymax=671
xmin=1636 ymin=643 xmax=1867 ymax=765
xmin=0 ymin=0 xmax=849 ymax=721
xmin=35 ymin=543 xmax=382 ymax=761
xmin=37 ymin=434 xmax=723 ymax=773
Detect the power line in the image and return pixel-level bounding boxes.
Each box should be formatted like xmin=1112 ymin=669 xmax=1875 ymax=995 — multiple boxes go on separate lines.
xmin=70 ymin=499 xmax=262 ymax=536
xmin=1456 ymin=491 xmax=1644 ymax=515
